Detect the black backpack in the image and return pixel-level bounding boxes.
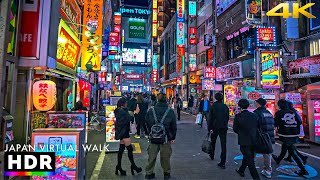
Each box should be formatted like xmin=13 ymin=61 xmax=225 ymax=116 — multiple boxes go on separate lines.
xmin=149 ymin=107 xmax=170 ymax=144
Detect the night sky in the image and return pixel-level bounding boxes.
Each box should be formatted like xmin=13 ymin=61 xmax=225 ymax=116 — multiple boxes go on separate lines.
xmin=123 ymin=0 xmax=149 ymax=7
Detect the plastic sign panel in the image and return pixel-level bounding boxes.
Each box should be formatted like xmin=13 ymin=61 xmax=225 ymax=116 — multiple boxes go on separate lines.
xmin=216 ymin=62 xmax=243 ymax=81
xmin=152 ymin=69 xmax=158 ymax=82
xmin=189 ymin=54 xmax=196 ymax=71
xmin=33 ymin=80 xmax=57 ymax=111
xmin=176 ymin=0 xmax=185 ymax=22
xmin=189 ymin=27 xmax=196 ymax=45
xmin=256 ymin=26 xmax=277 ymax=47
xmin=153 ymin=9 xmax=157 ymax=23
xmin=177 ymin=47 xmax=184 ymax=73
xmin=246 ymin=0 xmax=262 ymax=25
xmin=204 ymin=66 xmax=216 ymax=78
xmin=56 ymin=19 xmax=81 ymax=71
xmin=261 ymin=51 xmax=280 ymax=89
xmin=81 ymin=0 xmax=103 ymax=71
xmin=202 ymin=79 xmax=215 ymax=90
xmin=60 ymin=0 xmax=81 ymax=34
xmin=176 ymin=22 xmax=185 ymax=45
xmin=189 ymin=1 xmax=196 ymax=17
xmin=114 ymin=12 xmax=121 ymax=24
xmin=114 ymin=24 xmax=121 ymax=33
xmin=216 ymin=0 xmax=237 ymax=16
xmin=152 ymin=0 xmax=157 ymax=37
xmin=152 ymin=55 xmax=158 ymax=69
xmin=288 ymin=54 xmax=320 ymax=78
xmin=129 ymin=20 xmax=146 ymax=39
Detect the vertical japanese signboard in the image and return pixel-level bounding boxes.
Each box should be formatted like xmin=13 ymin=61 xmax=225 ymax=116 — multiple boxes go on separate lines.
xmin=261 ymin=51 xmax=280 ymax=89
xmin=81 ymin=0 xmax=103 ymax=71
xmin=189 ymin=54 xmax=196 ymax=71
xmin=204 ymin=66 xmax=216 ymax=78
xmin=176 ymin=0 xmax=185 ymax=22
xmin=189 ymin=27 xmax=196 ymax=45
xmin=189 ymin=1 xmax=196 ymax=18
xmin=177 ymin=47 xmax=184 ymax=73
xmin=176 ymin=22 xmax=185 ymax=45
xmin=152 ymin=0 xmax=157 ymax=37
xmin=60 ymin=0 xmax=81 ymax=35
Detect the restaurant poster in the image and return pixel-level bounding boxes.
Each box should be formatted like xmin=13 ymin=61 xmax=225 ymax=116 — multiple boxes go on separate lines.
xmin=105 ymin=106 xmax=117 ymax=142
xmin=32 ymin=134 xmax=78 ymax=180
xmin=288 ymin=54 xmax=320 ymax=79
xmin=216 ymin=62 xmax=242 ymax=81
xmin=261 ymin=51 xmax=281 ymax=89
xmin=31 ymin=111 xmax=47 ymax=131
xmin=46 ymin=112 xmax=86 ymax=128
xmin=224 ymin=85 xmax=241 ymax=117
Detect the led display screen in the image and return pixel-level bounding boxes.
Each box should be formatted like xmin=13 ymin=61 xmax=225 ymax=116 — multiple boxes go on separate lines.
xmin=122 ymin=48 xmax=146 ymax=63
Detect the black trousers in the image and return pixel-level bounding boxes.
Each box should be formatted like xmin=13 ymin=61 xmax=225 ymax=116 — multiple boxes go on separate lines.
xmin=177 ymin=108 xmax=181 ymax=120
xmin=278 ymin=142 xmax=306 ymax=172
xmin=239 ymin=146 xmax=260 ymax=180
xmin=210 ymin=129 xmax=227 ymax=164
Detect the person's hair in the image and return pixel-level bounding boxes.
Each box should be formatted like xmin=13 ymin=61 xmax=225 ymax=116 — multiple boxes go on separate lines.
xmin=157 ymin=93 xmax=167 ymax=103
xmin=287 ymin=101 xmax=295 ymax=111
xmin=215 ymin=93 xmax=223 ymax=101
xmin=137 ymin=94 xmax=144 ymax=103
xmin=278 ymin=99 xmax=289 ymax=110
xmin=116 ymin=98 xmax=127 ymax=109
xmin=238 ymin=99 xmax=249 ymax=109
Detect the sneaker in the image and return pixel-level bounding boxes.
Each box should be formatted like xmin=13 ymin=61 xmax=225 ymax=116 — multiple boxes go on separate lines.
xmin=235 ymin=169 xmax=245 ymax=177
xmin=261 ymin=170 xmax=272 ymax=179
xmin=134 ymin=135 xmax=141 ymax=139
xmin=145 ymin=135 xmax=149 ymax=139
xmin=217 ymin=163 xmax=226 ymax=169
xmin=145 ymin=173 xmax=155 ymax=179
xmin=295 ymin=170 xmax=309 ymax=177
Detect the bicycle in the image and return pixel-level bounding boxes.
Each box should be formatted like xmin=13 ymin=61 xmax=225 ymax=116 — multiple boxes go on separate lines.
xmin=88 ymin=112 xmax=105 ymax=132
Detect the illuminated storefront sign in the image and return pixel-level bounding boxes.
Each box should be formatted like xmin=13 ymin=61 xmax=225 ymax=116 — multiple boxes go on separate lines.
xmin=81 ymin=0 xmax=103 ymax=71
xmin=288 ymin=54 xmax=320 ymax=78
xmin=152 ymin=24 xmax=157 ymax=37
xmin=256 ymin=26 xmax=277 ymax=47
xmin=33 ymin=80 xmax=57 ymax=111
xmin=189 ymin=54 xmax=196 ymax=71
xmin=204 ymin=66 xmax=216 ymax=78
xmin=152 ymin=69 xmax=158 ymax=82
xmin=177 ymin=47 xmax=184 ymax=73
xmin=216 ymin=62 xmax=243 ymax=81
xmin=153 ymin=9 xmax=157 ymax=22
xmin=176 ymin=22 xmax=185 ymax=45
xmin=226 ymin=26 xmax=250 ymax=40
xmin=57 ymin=19 xmax=81 ymax=71
xmin=246 ymin=0 xmax=262 ymax=25
xmin=189 ymin=1 xmax=196 ymax=17
xmin=120 ymin=7 xmax=150 ymax=15
xmin=129 ymin=20 xmax=146 ymax=39
xmin=189 ymin=73 xmax=201 ymax=84
xmin=114 ymin=12 xmax=121 ymax=24
xmin=189 ymin=27 xmax=196 ymax=45
xmin=114 ymin=24 xmax=121 ymax=33
xmin=216 ymin=0 xmax=237 ymax=16
xmin=176 ymin=0 xmax=185 ymax=22
xmin=152 ymin=55 xmax=158 ymax=69
xmin=60 ymin=0 xmax=81 ymax=34
xmin=224 ymin=84 xmax=240 ymax=117
xmin=152 ymin=0 xmax=157 ymax=37
xmin=202 ymin=79 xmax=215 ymax=90
xmin=261 ymin=51 xmax=280 ymax=89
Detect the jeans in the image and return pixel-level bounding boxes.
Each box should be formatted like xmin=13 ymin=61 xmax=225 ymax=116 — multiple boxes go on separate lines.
xmin=200 ymin=111 xmax=209 ymax=127
xmin=210 ymin=129 xmax=227 ymax=164
xmin=145 ymin=143 xmax=172 ymax=175
xmin=239 ymin=146 xmax=260 ymax=180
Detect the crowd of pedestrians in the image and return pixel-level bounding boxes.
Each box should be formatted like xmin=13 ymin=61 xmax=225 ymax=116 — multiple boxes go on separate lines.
xmin=113 ymin=91 xmax=309 ymax=179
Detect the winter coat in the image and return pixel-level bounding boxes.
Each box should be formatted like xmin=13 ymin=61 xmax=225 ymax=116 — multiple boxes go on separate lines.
xmin=145 ymin=102 xmax=177 ymax=141
xmin=233 ymin=110 xmax=259 ymax=146
xmin=275 ymin=109 xmax=301 ymax=138
xmin=135 ymin=102 xmax=149 ymax=124
xmin=115 ymin=108 xmax=133 ymax=140
xmin=208 ymin=101 xmax=229 ymax=131
xmin=254 ymin=107 xmax=275 ymax=144
xmin=127 ymin=98 xmax=137 ymax=112
xmin=188 ymin=97 xmax=194 ymax=107
xmin=199 ymin=100 xmax=210 ymax=112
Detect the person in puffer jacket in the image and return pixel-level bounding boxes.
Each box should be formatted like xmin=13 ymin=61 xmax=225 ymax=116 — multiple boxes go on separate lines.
xmin=253 ymin=98 xmax=275 ymax=178
xmin=274 ymin=99 xmax=308 ymax=177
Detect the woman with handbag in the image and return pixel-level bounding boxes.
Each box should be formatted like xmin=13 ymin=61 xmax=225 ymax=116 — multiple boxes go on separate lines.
xmin=114 ymin=98 xmax=142 ymax=176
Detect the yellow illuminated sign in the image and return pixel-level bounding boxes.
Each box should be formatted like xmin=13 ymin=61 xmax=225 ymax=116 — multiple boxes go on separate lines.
xmin=152 ymin=23 xmax=157 ymax=37
xmin=153 ymin=9 xmax=157 ymax=23
xmin=261 ymin=51 xmax=281 ymax=89
xmin=81 ymin=0 xmax=103 ymax=71
xmin=153 ymin=0 xmax=157 ymax=9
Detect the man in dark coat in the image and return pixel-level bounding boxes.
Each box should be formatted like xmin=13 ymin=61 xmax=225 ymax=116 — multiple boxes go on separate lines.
xmin=253 ymin=98 xmax=275 ymax=178
xmin=207 ymin=93 xmax=229 ymax=169
xmin=145 ymin=93 xmax=177 ymax=180
xmin=188 ymin=95 xmax=194 ymax=114
xmin=127 ymin=94 xmax=137 ymax=117
xmin=233 ymin=99 xmax=260 ymax=180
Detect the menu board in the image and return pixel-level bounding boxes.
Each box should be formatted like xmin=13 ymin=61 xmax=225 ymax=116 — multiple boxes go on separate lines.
xmin=32 ymin=134 xmax=78 ymax=180
xmin=105 ymin=106 xmax=117 ymax=142
xmin=31 ymin=111 xmax=47 ymax=131
xmin=314 ymin=100 xmax=320 ymax=139
xmin=46 ymin=112 xmax=86 ymax=128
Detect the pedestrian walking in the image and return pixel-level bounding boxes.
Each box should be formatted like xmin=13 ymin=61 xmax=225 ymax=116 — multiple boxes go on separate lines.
xmin=188 ymin=95 xmax=194 ymax=114
xmin=135 ymin=94 xmax=149 ymax=138
xmin=151 ymin=94 xmax=157 ymax=106
xmin=127 ymin=94 xmax=138 ymax=117
xmin=170 ymin=97 xmax=178 ymax=119
xmin=145 ymin=93 xmax=177 ymax=180
xmin=253 ymin=98 xmax=275 ymax=178
xmin=114 ymin=98 xmax=142 ymax=176
xmin=207 ymin=93 xmax=229 ymax=169
xmin=176 ymin=94 xmax=183 ymax=121
xmin=273 ymin=99 xmax=308 ymax=176
xmin=233 ymin=99 xmax=260 ymax=180
xmin=199 ymin=94 xmax=210 ymax=128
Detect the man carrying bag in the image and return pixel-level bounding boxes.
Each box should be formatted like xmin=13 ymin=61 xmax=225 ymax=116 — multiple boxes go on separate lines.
xmin=145 ymin=93 xmax=177 ymax=180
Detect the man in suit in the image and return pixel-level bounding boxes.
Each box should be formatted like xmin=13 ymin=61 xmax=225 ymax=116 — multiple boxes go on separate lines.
xmin=233 ymin=99 xmax=260 ymax=180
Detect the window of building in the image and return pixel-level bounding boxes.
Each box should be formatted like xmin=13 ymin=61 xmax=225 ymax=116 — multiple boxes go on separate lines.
xmin=226 ymin=28 xmax=253 ymax=60
xmin=198 ymin=0 xmax=204 ymax=11
xmin=197 ymin=23 xmax=205 ymax=42
xmin=197 ymin=52 xmax=206 ymax=65
xmin=310 ymin=39 xmax=320 ymax=56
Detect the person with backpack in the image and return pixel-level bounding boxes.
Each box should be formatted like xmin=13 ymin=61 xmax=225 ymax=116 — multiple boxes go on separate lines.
xmin=145 ymin=93 xmax=177 ymax=180
xmin=253 ymin=98 xmax=275 ymax=178
xmin=207 ymin=93 xmax=229 ymax=169
xmin=233 ymin=99 xmax=261 ymax=180
xmin=273 ymin=99 xmax=308 ymax=176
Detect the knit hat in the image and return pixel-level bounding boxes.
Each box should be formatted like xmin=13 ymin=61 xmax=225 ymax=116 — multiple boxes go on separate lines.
xmin=255 ymin=98 xmax=266 ymax=106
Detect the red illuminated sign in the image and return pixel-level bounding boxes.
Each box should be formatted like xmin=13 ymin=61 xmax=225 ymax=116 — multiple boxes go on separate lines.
xmin=114 ymin=24 xmax=121 ymax=33
xmin=152 ymin=70 xmax=158 ymax=82
xmin=204 ymin=66 xmax=216 ymax=78
xmin=258 ymin=28 xmax=274 ymax=42
xmin=109 ymin=36 xmax=118 ymax=42
xmin=189 ymin=27 xmax=196 ymax=45
xmin=114 ymin=14 xmax=121 ymax=24
xmin=109 ymin=32 xmax=119 ymax=37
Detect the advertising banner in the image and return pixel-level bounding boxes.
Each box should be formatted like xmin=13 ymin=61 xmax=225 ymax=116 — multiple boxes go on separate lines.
xmin=202 ymin=79 xmax=215 ymax=90
xmin=176 ymin=47 xmax=184 ymax=73
xmin=260 ymin=51 xmax=280 ymax=89
xmin=288 ymin=54 xmax=320 ymax=78
xmin=152 ymin=23 xmax=157 ymax=37
xmin=57 ymin=19 xmax=81 ymax=71
xmin=189 ymin=27 xmax=196 ymax=45
xmin=246 ymin=0 xmax=262 ymax=25
xmin=204 ymin=34 xmax=215 ymax=46
xmin=176 ymin=0 xmax=185 ymax=22
xmin=216 ymin=62 xmax=243 ymax=81
xmin=255 ymin=26 xmax=277 ymax=47
xmin=152 ymin=69 xmax=158 ymax=82
xmin=19 ymin=0 xmax=40 ymax=57
xmin=224 ymin=84 xmax=240 ymax=117
xmin=176 ymin=22 xmax=185 ymax=45
xmin=204 ymin=66 xmax=216 ymax=78
xmin=114 ymin=12 xmax=121 ymax=24
xmin=81 ymin=0 xmax=103 ymax=71
xmin=285 ymin=93 xmax=302 ymax=103
xmin=60 ymin=0 xmax=81 ymax=34
xmin=189 ymin=1 xmax=196 ymax=17
xmin=216 ymin=0 xmax=237 ymax=16
xmin=129 ymin=20 xmax=146 ymax=39
xmin=152 ymin=55 xmax=158 ymax=69
xmin=189 ymin=73 xmax=201 ymax=84
xmin=189 ymin=54 xmax=196 ymax=71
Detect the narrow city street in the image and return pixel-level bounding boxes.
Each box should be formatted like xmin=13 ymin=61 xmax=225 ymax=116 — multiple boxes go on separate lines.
xmin=86 ymin=112 xmax=320 ymax=179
